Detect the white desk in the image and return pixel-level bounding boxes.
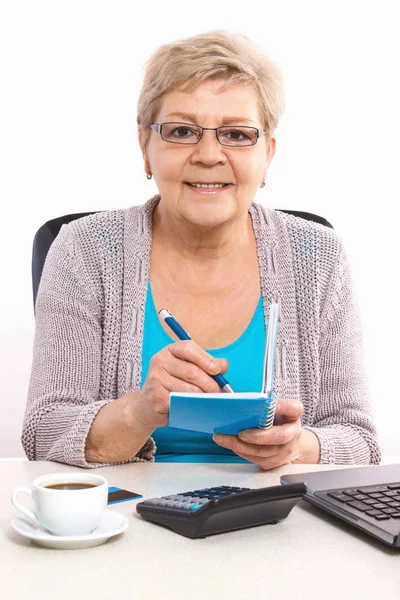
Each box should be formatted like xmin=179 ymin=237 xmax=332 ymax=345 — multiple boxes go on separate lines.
xmin=1 ymin=461 xmax=399 ymax=600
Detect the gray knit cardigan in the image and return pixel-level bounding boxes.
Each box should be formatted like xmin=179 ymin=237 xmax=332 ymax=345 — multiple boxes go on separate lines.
xmin=22 ymin=196 xmax=381 ymax=467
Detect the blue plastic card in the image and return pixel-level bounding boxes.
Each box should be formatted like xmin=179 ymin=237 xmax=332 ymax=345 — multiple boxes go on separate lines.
xmin=107 ymin=486 xmax=143 ymax=504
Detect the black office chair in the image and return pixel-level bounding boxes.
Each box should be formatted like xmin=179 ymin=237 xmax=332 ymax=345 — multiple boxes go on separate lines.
xmin=32 ymin=209 xmax=333 ymax=308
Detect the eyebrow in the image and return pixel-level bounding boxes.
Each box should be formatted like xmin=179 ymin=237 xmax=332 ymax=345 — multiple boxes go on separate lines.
xmin=165 ymin=113 xmax=256 ymax=126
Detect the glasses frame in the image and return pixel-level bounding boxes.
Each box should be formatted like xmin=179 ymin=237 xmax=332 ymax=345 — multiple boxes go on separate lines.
xmin=150 ymin=122 xmax=267 ymax=147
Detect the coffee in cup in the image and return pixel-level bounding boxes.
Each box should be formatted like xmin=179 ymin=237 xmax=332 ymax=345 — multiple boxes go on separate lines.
xmin=11 ymin=472 xmax=108 ymax=536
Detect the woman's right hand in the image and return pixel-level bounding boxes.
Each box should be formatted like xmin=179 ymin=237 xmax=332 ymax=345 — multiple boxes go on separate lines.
xmin=132 ymin=340 xmax=228 ymax=432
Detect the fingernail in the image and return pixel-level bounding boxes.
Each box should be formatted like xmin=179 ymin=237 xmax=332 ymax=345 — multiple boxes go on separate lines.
xmin=212 ymin=434 xmax=221 ymax=443
xmin=209 ymin=361 xmax=220 ymax=375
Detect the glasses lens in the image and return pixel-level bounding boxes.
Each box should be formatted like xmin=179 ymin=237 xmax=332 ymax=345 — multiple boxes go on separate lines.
xmin=217 ymin=126 xmax=258 ymax=146
xmin=161 ymin=123 xmax=202 ymax=144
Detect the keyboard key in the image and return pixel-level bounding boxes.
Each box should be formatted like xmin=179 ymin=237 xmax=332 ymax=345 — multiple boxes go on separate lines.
xmin=357 ymin=486 xmax=390 ymax=494
xmin=353 ymin=494 xmax=368 ymax=501
xmin=375 ymin=514 xmax=390 ymax=520
xmin=368 ymin=493 xmax=385 ymax=499
xmin=366 ymin=509 xmax=384 ymax=517
xmin=387 ymin=502 xmax=400 ymax=508
xmin=371 ymin=503 xmax=387 ymax=510
xmin=387 ymin=483 xmax=400 ymax=490
xmin=363 ymin=499 xmax=377 ymax=505
xmin=346 ymin=501 xmax=371 ymax=512
xmin=390 ymin=513 xmax=400 ymax=518
xmin=378 ymin=497 xmax=394 ymax=504
xmin=327 ymin=492 xmax=349 ymax=502
xmin=342 ymin=489 xmax=359 ymax=497
xmin=382 ymin=507 xmax=398 ymax=514
xmin=383 ymin=491 xmax=399 ymax=497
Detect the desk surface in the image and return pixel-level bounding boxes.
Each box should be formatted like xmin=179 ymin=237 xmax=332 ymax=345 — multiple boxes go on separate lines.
xmin=1 ymin=460 xmax=399 ymax=600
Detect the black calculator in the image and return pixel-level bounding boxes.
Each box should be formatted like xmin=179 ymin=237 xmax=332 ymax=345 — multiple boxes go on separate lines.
xmin=136 ymin=483 xmax=306 ymax=538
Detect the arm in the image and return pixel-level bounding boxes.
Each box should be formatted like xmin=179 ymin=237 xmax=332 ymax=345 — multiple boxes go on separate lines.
xmin=304 ymin=243 xmax=381 ymax=464
xmin=22 ymin=221 xmax=155 ymax=468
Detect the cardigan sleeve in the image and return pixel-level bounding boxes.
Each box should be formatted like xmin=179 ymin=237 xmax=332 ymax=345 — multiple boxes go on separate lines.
xmin=22 ymin=223 xmax=155 ymax=468
xmin=304 ymin=243 xmax=381 ymax=464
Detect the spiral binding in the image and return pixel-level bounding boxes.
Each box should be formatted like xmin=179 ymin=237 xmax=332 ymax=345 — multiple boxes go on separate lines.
xmin=258 ymin=390 xmax=278 ymax=429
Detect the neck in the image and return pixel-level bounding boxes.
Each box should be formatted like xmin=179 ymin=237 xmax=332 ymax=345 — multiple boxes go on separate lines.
xmin=152 ymin=203 xmax=254 ymax=263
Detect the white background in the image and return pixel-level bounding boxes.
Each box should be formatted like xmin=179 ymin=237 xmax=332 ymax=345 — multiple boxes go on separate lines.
xmin=0 ymin=1 xmax=399 ymax=458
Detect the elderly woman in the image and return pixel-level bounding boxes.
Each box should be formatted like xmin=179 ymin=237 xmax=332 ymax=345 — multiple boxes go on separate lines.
xmin=22 ymin=31 xmax=380 ymax=469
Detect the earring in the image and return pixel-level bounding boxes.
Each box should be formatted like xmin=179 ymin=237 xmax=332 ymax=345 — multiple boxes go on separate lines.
xmin=146 ymin=173 xmax=152 ymax=180
xmin=260 ymin=181 xmax=266 ymax=188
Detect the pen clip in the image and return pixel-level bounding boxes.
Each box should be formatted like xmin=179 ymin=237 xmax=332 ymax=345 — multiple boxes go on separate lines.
xmin=261 ymin=301 xmax=280 ymax=396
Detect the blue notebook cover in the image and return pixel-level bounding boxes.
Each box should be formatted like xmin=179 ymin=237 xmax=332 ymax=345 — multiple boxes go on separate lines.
xmin=169 ymin=392 xmax=276 ymax=435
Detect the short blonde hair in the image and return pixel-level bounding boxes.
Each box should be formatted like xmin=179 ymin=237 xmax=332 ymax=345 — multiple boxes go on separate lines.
xmin=137 ymin=30 xmax=285 ymax=150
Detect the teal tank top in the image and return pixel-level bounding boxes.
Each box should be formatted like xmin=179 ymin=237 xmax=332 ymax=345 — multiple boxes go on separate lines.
xmin=140 ymin=284 xmax=266 ymax=463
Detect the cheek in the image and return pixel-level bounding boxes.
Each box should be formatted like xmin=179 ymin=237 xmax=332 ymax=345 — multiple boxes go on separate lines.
xmin=231 ymin=153 xmax=266 ymax=185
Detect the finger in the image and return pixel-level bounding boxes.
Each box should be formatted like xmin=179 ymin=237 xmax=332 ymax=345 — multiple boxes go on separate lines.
xmin=212 ymin=433 xmax=281 ymax=458
xmin=162 ymin=372 xmax=210 ymax=394
xmin=163 ymin=357 xmax=222 ymax=393
xmin=274 ymin=398 xmax=304 ymax=421
xmin=233 ymin=451 xmax=286 ymax=470
xmin=168 ymin=341 xmax=222 ymax=377
xmin=236 ymin=420 xmax=302 ymax=446
xmin=217 ymin=358 xmax=229 ymax=374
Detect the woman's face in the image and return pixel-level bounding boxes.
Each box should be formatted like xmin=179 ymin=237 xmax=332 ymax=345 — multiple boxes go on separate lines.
xmin=143 ymin=79 xmax=275 ymax=229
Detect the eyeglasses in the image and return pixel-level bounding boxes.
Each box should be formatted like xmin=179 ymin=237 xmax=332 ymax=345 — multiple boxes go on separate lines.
xmin=150 ymin=122 xmax=267 ymax=147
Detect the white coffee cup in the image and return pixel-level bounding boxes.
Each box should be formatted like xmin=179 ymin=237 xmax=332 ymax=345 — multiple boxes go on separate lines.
xmin=11 ymin=472 xmax=108 ymax=536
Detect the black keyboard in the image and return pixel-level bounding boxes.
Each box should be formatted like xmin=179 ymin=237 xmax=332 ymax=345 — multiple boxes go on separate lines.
xmin=315 ymin=482 xmax=400 ymax=521
xmin=136 ymin=483 xmax=306 ymax=538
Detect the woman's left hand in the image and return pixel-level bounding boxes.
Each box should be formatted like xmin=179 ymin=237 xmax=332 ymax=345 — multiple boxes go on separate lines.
xmin=212 ymin=398 xmax=320 ymax=469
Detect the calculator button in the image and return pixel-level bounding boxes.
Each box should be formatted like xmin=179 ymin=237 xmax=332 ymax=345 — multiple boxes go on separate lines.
xmin=162 ymin=495 xmax=186 ymax=501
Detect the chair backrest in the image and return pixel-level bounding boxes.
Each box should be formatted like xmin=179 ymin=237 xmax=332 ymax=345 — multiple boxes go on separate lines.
xmin=32 ymin=209 xmax=333 ymax=308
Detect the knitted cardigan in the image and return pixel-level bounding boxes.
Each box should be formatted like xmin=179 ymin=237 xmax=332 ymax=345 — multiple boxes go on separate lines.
xmin=22 ymin=196 xmax=381 ymax=467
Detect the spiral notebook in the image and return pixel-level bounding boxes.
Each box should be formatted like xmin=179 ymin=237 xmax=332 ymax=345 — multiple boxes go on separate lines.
xmin=168 ymin=302 xmax=280 ymax=435
xmin=169 ymin=391 xmax=277 ymax=435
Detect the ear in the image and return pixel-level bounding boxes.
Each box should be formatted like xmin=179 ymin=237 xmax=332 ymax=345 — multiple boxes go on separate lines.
xmin=138 ymin=128 xmax=151 ymax=174
xmin=266 ymin=136 xmax=276 ymax=164
xmin=263 ymin=136 xmax=276 ymax=179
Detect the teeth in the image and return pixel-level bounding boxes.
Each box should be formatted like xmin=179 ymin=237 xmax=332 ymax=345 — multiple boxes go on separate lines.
xmin=189 ymin=183 xmax=227 ymax=188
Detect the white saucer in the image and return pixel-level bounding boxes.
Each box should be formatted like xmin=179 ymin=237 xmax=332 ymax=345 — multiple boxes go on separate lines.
xmin=11 ymin=509 xmax=129 ymax=549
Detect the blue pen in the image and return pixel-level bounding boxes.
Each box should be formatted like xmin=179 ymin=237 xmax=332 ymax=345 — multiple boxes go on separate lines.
xmin=158 ymin=308 xmax=234 ymax=393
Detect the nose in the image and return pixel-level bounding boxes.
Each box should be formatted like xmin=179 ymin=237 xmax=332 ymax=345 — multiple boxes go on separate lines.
xmin=190 ymin=130 xmax=227 ymax=166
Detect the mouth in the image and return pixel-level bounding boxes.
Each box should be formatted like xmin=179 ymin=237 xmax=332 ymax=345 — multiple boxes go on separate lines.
xmin=185 ymin=182 xmax=231 ymax=189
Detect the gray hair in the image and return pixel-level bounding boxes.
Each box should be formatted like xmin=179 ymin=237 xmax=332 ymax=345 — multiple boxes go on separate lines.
xmin=137 ymin=30 xmax=285 ymax=150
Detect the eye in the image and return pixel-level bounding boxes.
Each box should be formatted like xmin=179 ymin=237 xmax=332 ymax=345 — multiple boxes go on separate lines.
xmin=165 ymin=126 xmax=199 ymax=139
xmin=222 ymin=128 xmax=251 ymax=142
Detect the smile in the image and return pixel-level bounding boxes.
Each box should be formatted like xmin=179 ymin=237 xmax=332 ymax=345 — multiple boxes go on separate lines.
xmin=186 ymin=183 xmax=230 ymax=188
